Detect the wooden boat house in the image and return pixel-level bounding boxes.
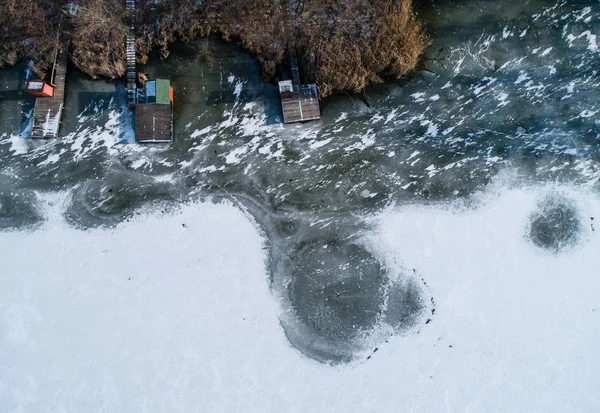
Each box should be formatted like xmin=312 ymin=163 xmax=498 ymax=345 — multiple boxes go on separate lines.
xmin=135 ymin=79 xmax=174 ymax=143
xmin=25 ymin=81 xmax=54 ymax=97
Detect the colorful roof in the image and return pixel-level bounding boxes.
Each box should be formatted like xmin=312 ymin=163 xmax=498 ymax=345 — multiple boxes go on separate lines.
xmin=145 ymin=79 xmax=171 ymax=104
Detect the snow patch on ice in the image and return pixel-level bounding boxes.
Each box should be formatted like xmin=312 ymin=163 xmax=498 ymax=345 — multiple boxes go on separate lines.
xmin=310 ymin=138 xmax=333 ymax=150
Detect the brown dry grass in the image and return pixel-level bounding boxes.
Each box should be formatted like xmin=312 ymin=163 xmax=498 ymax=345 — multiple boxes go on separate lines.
xmin=0 ymin=0 xmax=68 ymax=78
xmin=70 ymin=0 xmax=128 ymax=78
xmin=136 ymin=0 xmax=206 ymax=60
xmin=1 ymin=0 xmax=429 ymax=96
xmin=297 ymin=0 xmax=430 ymax=97
xmin=134 ymin=0 xmax=289 ymax=80
xmin=202 ymin=0 xmax=291 ymax=79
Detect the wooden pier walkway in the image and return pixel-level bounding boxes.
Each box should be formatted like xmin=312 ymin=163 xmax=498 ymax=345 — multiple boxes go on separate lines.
xmin=30 ymin=51 xmax=67 ymax=138
xmin=126 ymin=0 xmax=137 ymax=107
xmin=123 ymin=0 xmax=173 ymax=143
xmin=279 ymin=0 xmax=320 ymax=124
xmin=288 ymin=1 xmax=302 ymax=86
xmin=288 ymin=43 xmax=302 ymax=86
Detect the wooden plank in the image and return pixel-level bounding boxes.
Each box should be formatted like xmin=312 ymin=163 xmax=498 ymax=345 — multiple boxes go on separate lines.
xmin=30 ymin=51 xmax=67 ymax=138
xmin=281 ymin=97 xmax=320 ymax=123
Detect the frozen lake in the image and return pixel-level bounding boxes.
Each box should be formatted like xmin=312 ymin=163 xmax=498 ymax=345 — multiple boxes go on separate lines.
xmin=1 ymin=0 xmax=599 ymax=411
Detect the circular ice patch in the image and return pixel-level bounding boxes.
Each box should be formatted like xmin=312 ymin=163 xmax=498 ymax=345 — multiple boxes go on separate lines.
xmin=282 ymin=239 xmax=387 ymax=363
xmin=271 ymin=234 xmax=430 ymax=364
xmin=64 ymin=176 xmax=174 ymax=229
xmin=0 ymin=191 xmax=43 ymax=230
xmin=527 ymin=195 xmax=582 ymax=253
xmin=289 ymin=240 xmax=386 ymax=340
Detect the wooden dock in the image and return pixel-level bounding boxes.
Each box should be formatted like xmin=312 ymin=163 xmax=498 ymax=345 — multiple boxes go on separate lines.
xmin=123 ymin=0 xmax=173 ymax=143
xmin=281 ymin=84 xmax=320 ymax=123
xmin=280 ymin=0 xmax=321 ymax=124
xmin=30 ymin=51 xmax=67 ymax=138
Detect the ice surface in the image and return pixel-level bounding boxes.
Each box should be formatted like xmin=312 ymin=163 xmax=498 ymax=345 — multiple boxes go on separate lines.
xmin=1 ymin=1 xmax=600 ymax=411
xmin=1 ymin=183 xmax=599 ymax=412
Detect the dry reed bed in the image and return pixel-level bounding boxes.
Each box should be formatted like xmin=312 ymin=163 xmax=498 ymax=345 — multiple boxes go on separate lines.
xmin=0 ymin=0 xmax=428 ymax=96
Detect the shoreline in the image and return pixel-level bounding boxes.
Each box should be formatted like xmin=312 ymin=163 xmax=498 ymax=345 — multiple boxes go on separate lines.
xmin=0 ymin=0 xmax=429 ymax=98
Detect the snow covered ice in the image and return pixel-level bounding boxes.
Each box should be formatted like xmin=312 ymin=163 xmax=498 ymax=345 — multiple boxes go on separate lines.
xmin=0 ymin=181 xmax=599 ymax=412
xmin=1 ymin=0 xmax=600 ymax=411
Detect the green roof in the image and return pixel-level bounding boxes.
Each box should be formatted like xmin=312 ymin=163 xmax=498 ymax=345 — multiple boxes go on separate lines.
xmin=145 ymin=79 xmax=171 ymax=104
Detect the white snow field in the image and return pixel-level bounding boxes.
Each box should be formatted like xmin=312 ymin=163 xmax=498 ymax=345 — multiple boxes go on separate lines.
xmin=1 ymin=184 xmax=599 ymax=413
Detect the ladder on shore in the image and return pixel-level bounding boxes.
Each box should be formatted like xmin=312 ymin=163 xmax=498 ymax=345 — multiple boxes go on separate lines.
xmin=288 ymin=1 xmax=302 ymax=86
xmin=288 ymin=45 xmax=301 ymax=86
xmin=126 ymin=34 xmax=136 ymax=106
xmin=126 ymin=0 xmax=137 ymax=107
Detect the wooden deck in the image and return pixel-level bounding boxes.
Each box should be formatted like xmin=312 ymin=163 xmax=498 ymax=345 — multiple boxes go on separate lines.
xmin=281 ymin=84 xmax=320 ymax=124
xmin=135 ymin=104 xmax=173 ymax=142
xmin=280 ymin=0 xmax=320 ymax=124
xmin=30 ymin=52 xmax=67 ymax=138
